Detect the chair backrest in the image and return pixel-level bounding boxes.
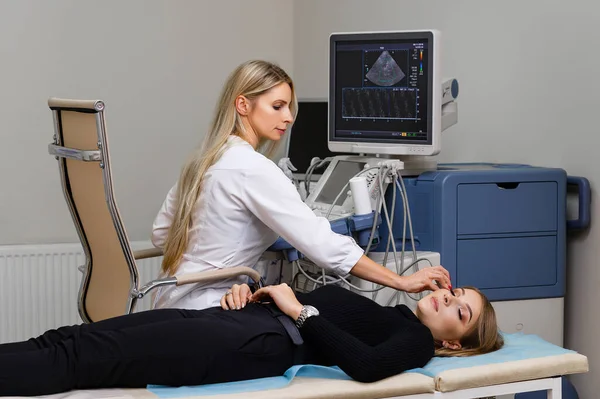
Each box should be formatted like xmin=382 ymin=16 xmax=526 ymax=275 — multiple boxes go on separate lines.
xmin=48 ymin=98 xmax=139 ymax=323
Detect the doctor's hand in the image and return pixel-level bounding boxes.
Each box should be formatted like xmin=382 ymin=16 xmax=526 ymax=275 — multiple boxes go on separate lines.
xmin=400 ymin=266 xmax=452 ymax=293
xmin=220 ymin=283 xmax=252 ymax=310
xmin=250 ymin=283 xmax=304 ymax=321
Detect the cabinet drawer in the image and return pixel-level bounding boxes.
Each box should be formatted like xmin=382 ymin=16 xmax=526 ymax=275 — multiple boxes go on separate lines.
xmin=456 ymin=236 xmax=557 ymax=289
xmin=457 ymin=182 xmax=557 ymax=235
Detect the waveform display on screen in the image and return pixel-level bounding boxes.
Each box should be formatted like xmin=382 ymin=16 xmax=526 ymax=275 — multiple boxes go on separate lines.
xmin=342 ymin=88 xmax=417 ymax=119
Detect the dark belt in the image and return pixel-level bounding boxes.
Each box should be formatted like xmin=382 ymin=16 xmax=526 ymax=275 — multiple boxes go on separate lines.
xmin=262 ymin=303 xmax=304 ymax=345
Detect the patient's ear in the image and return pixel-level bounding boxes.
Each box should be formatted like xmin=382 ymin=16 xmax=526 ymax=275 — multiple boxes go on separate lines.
xmin=442 ymin=340 xmax=462 ymax=350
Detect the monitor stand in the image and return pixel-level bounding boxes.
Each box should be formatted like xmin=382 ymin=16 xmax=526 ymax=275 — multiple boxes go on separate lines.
xmin=377 ymin=155 xmax=439 ymax=176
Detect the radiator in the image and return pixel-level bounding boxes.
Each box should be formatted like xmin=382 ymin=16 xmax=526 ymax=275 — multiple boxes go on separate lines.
xmin=0 ymin=241 xmax=162 ymax=344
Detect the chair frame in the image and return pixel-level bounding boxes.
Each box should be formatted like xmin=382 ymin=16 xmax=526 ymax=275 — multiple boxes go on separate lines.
xmin=48 ymin=98 xmax=262 ymax=323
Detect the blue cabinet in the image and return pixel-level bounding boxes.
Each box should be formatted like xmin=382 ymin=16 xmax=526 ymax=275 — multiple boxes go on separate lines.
xmin=373 ymin=163 xmax=570 ymax=301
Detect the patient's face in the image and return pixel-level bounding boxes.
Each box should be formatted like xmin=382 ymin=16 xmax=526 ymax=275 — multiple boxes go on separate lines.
xmin=416 ymin=288 xmax=483 ymax=344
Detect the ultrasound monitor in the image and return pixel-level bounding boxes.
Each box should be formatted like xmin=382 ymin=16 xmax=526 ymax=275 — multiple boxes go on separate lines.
xmin=328 ymin=30 xmax=446 ymax=157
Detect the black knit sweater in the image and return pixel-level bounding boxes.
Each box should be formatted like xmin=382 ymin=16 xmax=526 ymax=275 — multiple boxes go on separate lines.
xmin=295 ymin=285 xmax=435 ymax=383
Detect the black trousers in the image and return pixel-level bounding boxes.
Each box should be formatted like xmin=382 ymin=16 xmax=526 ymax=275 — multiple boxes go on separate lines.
xmin=0 ymin=304 xmax=296 ymax=397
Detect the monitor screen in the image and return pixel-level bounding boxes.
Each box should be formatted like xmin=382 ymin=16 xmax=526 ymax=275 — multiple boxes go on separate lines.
xmin=328 ymin=30 xmax=441 ymax=156
xmin=286 ymin=101 xmax=330 ymax=174
xmin=286 ymin=101 xmax=350 ymax=176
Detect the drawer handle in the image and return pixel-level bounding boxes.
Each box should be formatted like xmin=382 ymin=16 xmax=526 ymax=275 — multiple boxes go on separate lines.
xmin=567 ymin=176 xmax=591 ymax=231
xmin=496 ymin=182 xmax=520 ymax=190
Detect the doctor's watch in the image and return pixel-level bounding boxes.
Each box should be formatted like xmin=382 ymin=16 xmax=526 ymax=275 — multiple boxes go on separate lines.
xmin=295 ymin=305 xmax=320 ymax=328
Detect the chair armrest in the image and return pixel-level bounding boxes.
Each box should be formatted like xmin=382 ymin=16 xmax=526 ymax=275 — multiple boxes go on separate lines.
xmin=132 ymin=266 xmax=263 ymax=300
xmin=133 ymin=247 xmax=164 ymax=260
xmin=176 ymin=266 xmax=262 ymax=286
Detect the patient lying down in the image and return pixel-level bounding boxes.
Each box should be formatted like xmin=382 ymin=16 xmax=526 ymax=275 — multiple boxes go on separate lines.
xmin=0 ymin=283 xmax=503 ymax=397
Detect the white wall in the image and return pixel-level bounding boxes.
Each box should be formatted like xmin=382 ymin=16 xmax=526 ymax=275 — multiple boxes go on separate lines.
xmin=0 ymin=0 xmax=294 ymax=245
xmin=293 ymin=0 xmax=600 ymax=396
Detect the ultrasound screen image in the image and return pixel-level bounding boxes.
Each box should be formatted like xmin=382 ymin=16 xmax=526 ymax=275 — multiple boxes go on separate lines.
xmin=332 ymin=36 xmax=431 ymax=143
xmin=365 ymin=50 xmax=407 ymax=87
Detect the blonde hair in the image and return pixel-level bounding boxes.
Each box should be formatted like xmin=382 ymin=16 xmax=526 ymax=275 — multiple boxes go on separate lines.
xmin=161 ymin=60 xmax=298 ymax=276
xmin=435 ymin=286 xmax=504 ymax=357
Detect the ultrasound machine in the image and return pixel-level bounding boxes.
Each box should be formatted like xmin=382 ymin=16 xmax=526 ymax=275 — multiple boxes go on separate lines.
xmin=273 ymin=29 xmax=590 ymax=399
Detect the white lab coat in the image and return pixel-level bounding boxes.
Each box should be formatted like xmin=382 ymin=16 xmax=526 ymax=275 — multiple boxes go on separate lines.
xmin=151 ymin=135 xmax=364 ymax=310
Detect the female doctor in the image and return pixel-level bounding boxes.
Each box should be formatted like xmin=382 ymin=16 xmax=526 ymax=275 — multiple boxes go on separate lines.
xmin=151 ymin=60 xmax=451 ymax=310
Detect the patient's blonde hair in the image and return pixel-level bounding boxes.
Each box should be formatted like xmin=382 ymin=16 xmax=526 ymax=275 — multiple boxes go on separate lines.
xmin=161 ymin=60 xmax=297 ymax=276
xmin=435 ymin=287 xmax=504 ymax=357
